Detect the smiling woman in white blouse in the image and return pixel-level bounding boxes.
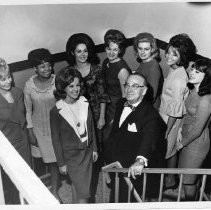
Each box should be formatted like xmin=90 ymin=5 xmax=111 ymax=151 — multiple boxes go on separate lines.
xmin=50 ymin=66 xmax=98 ymax=203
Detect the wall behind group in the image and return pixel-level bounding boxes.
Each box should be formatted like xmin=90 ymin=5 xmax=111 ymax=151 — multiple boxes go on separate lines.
xmin=0 ymin=2 xmax=210 ymax=88
xmin=0 ymin=2 xmax=211 ymax=64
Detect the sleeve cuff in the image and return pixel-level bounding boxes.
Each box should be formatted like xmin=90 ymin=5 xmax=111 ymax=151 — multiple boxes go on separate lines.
xmin=136 ymin=156 xmax=148 ymax=167
xmin=27 ymin=125 xmax=33 ymax=129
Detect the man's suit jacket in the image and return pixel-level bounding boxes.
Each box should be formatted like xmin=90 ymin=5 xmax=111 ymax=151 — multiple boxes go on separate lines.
xmin=107 ymin=98 xmax=166 ymax=168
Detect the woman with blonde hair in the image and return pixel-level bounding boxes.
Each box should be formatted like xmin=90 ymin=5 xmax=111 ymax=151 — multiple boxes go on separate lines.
xmin=133 ymin=32 xmax=163 ymax=110
xmin=0 ymin=58 xmax=31 ymax=204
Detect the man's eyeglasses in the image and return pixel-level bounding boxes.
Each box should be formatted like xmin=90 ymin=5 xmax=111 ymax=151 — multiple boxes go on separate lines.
xmin=124 ymin=83 xmax=145 ymax=90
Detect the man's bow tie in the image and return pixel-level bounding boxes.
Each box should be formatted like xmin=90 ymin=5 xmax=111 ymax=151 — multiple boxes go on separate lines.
xmin=124 ymin=101 xmax=136 ymax=111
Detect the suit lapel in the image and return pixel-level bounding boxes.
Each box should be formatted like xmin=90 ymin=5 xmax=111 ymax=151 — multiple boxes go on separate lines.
xmin=120 ymin=99 xmax=147 ymax=129
xmin=56 ymin=99 xmax=81 ymax=139
xmin=56 ymin=97 xmax=89 ymax=141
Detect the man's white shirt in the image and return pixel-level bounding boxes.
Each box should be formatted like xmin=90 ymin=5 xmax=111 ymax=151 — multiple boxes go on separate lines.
xmin=119 ymin=100 xmax=148 ymax=167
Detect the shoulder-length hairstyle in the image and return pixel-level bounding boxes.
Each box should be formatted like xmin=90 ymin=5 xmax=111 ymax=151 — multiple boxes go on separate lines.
xmin=190 ymin=59 xmax=211 ymax=96
xmin=165 ymin=33 xmax=197 ymax=69
xmin=133 ymin=32 xmax=161 ymax=62
xmin=28 ymin=48 xmax=53 ymax=67
xmin=54 ymin=66 xmax=83 ymax=100
xmin=66 ymin=33 xmax=100 ymax=66
xmin=104 ymin=29 xmax=127 ymax=57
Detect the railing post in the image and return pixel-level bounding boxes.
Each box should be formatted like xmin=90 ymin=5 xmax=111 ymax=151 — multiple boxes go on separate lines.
xmin=0 ymin=167 xmax=5 ymax=204
xmin=199 ymin=175 xmax=207 ymax=201
xmin=142 ymin=173 xmax=147 ymax=202
xmin=177 ymin=174 xmax=183 ymax=202
xmin=127 ymin=178 xmax=132 ymax=202
xmin=158 ymin=173 xmax=164 ymax=202
xmin=102 ymin=171 xmax=106 ymax=203
xmin=115 ymin=172 xmax=119 ymax=203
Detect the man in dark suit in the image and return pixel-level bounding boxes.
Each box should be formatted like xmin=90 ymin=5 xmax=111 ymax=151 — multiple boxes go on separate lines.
xmin=105 ymin=72 xmax=166 ymax=202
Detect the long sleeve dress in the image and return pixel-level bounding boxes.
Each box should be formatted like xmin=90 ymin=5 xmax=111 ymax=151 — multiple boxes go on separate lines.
xmin=135 ymin=58 xmax=164 ymax=110
xmin=178 ymin=90 xmax=211 ymax=184
xmin=159 ymin=66 xmax=189 ymax=159
xmin=80 ymin=64 xmax=110 ymax=122
xmin=0 ymin=87 xmax=31 ymax=204
xmin=24 ymin=74 xmax=56 ymax=163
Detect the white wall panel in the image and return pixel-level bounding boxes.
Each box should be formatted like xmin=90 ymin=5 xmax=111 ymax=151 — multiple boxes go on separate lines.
xmin=0 ymin=2 xmax=210 ymax=63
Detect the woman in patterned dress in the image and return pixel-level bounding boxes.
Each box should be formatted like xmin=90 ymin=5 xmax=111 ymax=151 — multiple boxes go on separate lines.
xmin=66 ymin=33 xmax=110 ymax=152
xmin=24 ymin=48 xmax=61 ymax=202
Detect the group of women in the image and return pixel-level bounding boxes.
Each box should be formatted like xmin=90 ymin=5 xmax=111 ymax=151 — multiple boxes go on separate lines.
xmin=0 ymin=29 xmax=210 ymax=204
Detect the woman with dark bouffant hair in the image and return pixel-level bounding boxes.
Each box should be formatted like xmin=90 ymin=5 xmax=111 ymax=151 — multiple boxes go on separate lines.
xmin=177 ymin=59 xmax=211 ymax=200
xmin=102 ymin=29 xmax=131 ymax=144
xmin=66 ymin=33 xmax=100 ymax=66
xmin=66 ymin=33 xmax=109 ymax=153
xmin=50 ymin=66 xmax=98 ymax=203
xmin=133 ymin=32 xmax=164 ymax=110
xmin=159 ymin=33 xmax=197 ymax=189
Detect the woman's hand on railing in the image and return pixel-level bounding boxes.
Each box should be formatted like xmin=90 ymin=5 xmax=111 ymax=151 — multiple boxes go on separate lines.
xmin=128 ymin=161 xmax=144 ymax=180
xmin=59 ymin=165 xmax=67 ymax=175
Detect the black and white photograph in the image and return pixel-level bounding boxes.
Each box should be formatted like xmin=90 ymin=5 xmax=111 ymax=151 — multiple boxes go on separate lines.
xmin=0 ymin=0 xmax=211 ymax=209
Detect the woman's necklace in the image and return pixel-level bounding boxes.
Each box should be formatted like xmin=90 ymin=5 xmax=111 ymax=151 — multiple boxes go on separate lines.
xmin=34 ymin=75 xmax=53 ymax=90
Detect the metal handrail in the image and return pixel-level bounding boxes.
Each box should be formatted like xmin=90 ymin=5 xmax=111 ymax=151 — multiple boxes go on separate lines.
xmin=102 ymin=164 xmax=211 ymax=203
xmin=0 ymin=131 xmax=58 ymax=204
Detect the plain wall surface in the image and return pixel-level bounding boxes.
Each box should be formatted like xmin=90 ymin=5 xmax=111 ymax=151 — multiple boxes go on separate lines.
xmin=0 ymin=2 xmax=211 ymax=64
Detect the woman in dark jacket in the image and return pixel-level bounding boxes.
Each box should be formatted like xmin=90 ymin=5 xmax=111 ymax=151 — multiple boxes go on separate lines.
xmin=50 ymin=66 xmax=98 ymax=203
xmin=0 ymin=58 xmax=31 ymax=204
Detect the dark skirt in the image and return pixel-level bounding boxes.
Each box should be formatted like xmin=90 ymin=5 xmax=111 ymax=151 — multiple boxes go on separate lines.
xmin=66 ymin=146 xmax=93 ymax=199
